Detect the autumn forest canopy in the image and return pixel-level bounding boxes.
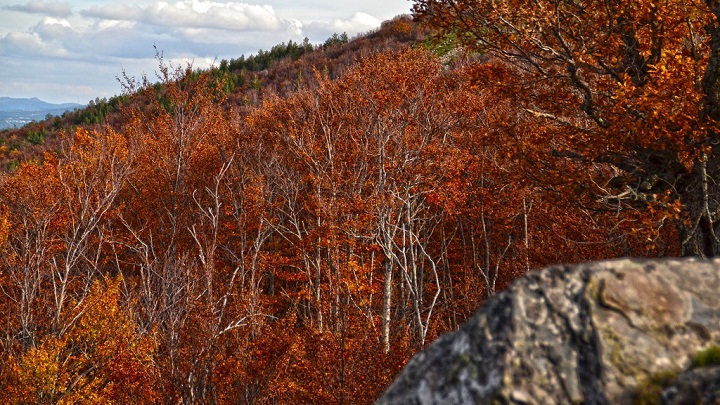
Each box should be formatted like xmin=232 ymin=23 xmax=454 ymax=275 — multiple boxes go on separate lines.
xmin=1 ymin=1 xmax=719 ymax=402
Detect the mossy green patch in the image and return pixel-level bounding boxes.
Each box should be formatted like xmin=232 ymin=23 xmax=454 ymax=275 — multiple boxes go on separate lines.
xmin=633 ymin=370 xmax=678 ymax=405
xmin=691 ymin=345 xmax=720 ymax=368
xmin=633 ymin=345 xmax=720 ymax=404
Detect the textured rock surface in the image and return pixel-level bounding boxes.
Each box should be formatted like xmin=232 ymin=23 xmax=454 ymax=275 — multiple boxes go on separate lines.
xmin=661 ymin=365 xmax=720 ymax=404
xmin=376 ymin=258 xmax=720 ymax=405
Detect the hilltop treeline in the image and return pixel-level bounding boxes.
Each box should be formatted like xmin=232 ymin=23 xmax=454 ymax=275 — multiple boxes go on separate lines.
xmin=0 ymin=17 xmax=425 ymax=171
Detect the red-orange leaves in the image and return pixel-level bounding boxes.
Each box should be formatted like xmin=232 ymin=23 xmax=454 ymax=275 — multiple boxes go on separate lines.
xmin=415 ymin=0 xmax=715 ymax=256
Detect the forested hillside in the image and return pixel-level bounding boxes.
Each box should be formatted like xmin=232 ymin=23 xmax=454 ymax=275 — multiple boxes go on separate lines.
xmin=0 ymin=1 xmax=713 ymax=401
xmin=0 ymin=17 xmax=423 ymax=171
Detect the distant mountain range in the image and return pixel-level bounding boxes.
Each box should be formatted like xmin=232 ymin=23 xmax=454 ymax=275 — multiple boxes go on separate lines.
xmin=0 ymin=97 xmax=84 ymax=130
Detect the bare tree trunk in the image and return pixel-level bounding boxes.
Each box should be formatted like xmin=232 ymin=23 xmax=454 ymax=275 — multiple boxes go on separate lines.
xmin=381 ymin=255 xmax=393 ymax=353
xmin=679 ymin=3 xmax=720 ymax=257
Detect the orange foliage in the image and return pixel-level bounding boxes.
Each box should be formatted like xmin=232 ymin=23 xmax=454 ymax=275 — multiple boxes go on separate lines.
xmin=414 ymin=0 xmax=716 ymax=256
xmin=2 ymin=277 xmax=157 ymax=403
xmin=0 ymin=12 xmax=698 ymax=401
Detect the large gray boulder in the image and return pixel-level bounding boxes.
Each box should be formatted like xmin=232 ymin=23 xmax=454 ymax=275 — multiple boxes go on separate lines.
xmin=376 ymin=258 xmax=720 ymax=404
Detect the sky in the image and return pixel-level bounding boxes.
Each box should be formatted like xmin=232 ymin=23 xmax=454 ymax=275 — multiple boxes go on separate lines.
xmin=0 ymin=0 xmax=413 ymax=104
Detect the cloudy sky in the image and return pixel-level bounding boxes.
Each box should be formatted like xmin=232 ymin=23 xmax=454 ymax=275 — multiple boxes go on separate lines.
xmin=0 ymin=0 xmax=412 ymax=104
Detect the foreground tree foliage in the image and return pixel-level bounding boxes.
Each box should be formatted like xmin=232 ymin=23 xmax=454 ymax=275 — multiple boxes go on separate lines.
xmin=0 ymin=16 xmax=688 ymax=403
xmin=413 ymin=0 xmax=720 ymax=257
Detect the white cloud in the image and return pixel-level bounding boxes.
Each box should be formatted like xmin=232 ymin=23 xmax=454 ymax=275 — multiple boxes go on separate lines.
xmin=83 ymin=1 xmax=282 ymax=32
xmin=80 ymin=3 xmax=143 ymax=21
xmin=1 ymin=17 xmax=82 ymax=59
xmin=33 ymin=16 xmax=73 ymax=37
xmin=330 ymin=12 xmax=381 ymax=33
xmin=303 ymin=12 xmax=382 ymax=41
xmin=3 ymin=0 xmax=72 ymax=18
xmin=1 ymin=31 xmax=44 ymax=54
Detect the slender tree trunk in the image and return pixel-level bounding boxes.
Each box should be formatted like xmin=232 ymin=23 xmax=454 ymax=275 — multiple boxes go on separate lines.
xmin=381 ymin=256 xmax=393 ymax=353
xmin=679 ymin=152 xmax=720 ymax=257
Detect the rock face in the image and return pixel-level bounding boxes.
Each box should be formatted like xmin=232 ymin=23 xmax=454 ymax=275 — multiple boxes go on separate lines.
xmin=376 ymin=258 xmax=720 ymax=404
xmin=661 ymin=365 xmax=720 ymax=404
